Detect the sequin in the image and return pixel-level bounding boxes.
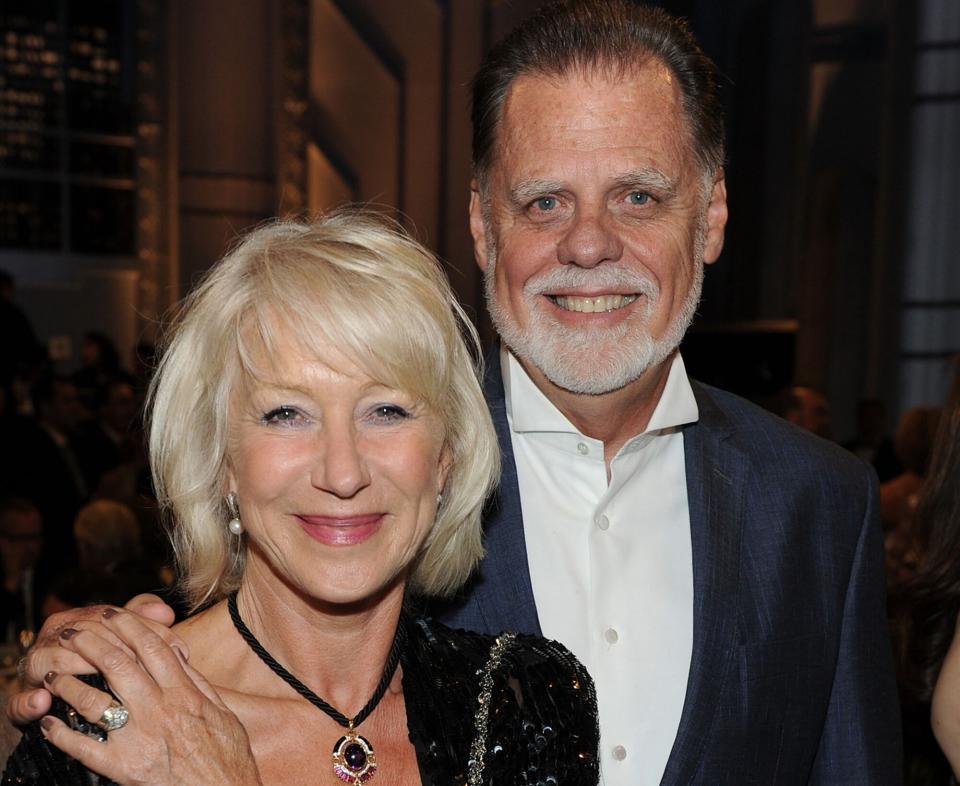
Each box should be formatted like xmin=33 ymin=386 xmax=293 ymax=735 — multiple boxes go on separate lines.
xmin=402 ymin=616 xmax=599 ymax=784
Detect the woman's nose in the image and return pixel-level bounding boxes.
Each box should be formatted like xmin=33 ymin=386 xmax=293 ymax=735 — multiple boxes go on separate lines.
xmin=310 ymin=425 xmax=371 ymax=499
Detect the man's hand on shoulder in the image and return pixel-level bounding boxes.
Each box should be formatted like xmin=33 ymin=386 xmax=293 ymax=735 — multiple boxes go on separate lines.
xmin=6 ymin=593 xmax=183 ymax=725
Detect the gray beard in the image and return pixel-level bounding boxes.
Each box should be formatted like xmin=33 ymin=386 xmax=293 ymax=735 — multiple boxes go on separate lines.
xmin=483 ymin=235 xmax=706 ymax=396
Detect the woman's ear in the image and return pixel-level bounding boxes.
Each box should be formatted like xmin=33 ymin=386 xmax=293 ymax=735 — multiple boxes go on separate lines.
xmin=437 ymin=445 xmax=454 ymax=495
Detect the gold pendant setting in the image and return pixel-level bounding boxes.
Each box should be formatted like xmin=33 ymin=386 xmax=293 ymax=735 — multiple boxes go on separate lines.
xmin=332 ymin=730 xmax=377 ymax=784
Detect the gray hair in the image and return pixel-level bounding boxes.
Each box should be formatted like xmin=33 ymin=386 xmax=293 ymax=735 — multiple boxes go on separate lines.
xmin=471 ymin=0 xmax=724 ymax=191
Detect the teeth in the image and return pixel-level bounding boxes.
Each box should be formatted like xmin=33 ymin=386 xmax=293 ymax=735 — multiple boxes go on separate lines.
xmin=553 ymin=294 xmax=638 ymax=313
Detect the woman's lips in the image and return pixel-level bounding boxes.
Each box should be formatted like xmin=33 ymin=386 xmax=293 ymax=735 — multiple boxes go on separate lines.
xmin=296 ymin=514 xmax=384 ymax=546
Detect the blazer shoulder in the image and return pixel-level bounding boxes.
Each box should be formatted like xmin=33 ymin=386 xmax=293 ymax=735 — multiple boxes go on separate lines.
xmin=691 ymin=381 xmax=867 ymax=462
xmin=692 ymin=380 xmax=874 ymax=482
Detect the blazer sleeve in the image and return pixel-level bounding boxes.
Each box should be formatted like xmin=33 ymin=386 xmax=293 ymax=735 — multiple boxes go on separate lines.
xmin=808 ymin=468 xmax=903 ymax=784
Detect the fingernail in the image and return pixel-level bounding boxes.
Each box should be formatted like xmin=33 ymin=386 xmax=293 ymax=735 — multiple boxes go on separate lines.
xmin=59 ymin=628 xmax=77 ymax=640
xmin=27 ymin=691 xmax=44 ymax=710
xmin=173 ymin=643 xmax=189 ymax=662
xmin=102 ymin=607 xmax=119 ymax=619
xmin=44 ymin=671 xmax=57 ymax=684
xmin=40 ymin=716 xmax=54 ymax=732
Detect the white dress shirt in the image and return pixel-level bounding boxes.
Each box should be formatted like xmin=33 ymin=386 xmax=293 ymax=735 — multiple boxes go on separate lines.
xmin=503 ymin=348 xmax=698 ymax=786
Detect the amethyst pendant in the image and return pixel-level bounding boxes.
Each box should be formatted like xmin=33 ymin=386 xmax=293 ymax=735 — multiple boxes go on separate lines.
xmin=332 ymin=732 xmax=377 ymax=784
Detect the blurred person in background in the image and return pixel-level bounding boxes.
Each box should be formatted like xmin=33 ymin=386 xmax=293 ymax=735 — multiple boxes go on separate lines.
xmin=780 ymin=384 xmax=832 ymax=439
xmin=74 ymin=378 xmax=141 ymax=494
xmin=888 ymin=390 xmax=960 ymax=784
xmin=844 ymin=397 xmax=901 ymax=482
xmin=0 ymin=498 xmax=43 ymax=646
xmin=882 ymin=405 xmax=943 ymax=583
xmin=0 ymin=270 xmax=38 ymax=405
xmin=70 ymin=331 xmax=129 ymax=418
xmin=43 ymin=499 xmax=165 ymax=618
xmin=8 ymin=376 xmax=88 ymax=578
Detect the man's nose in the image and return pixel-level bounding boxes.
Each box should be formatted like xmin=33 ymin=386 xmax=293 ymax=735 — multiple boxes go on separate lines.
xmin=556 ymin=209 xmax=624 ymax=268
xmin=310 ymin=425 xmax=371 ymax=499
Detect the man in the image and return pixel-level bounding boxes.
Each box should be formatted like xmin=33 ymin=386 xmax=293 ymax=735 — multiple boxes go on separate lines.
xmin=9 ymin=375 xmax=87 ymax=576
xmin=782 ymin=384 xmax=833 ymax=439
xmin=0 ymin=497 xmax=44 ymax=643
xmin=9 ymin=2 xmax=899 ymax=783
xmin=431 ymin=2 xmax=899 ymax=784
xmin=74 ymin=378 xmax=140 ymax=492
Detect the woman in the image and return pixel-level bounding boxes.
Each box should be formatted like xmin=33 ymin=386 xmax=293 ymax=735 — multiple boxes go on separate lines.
xmin=4 ymin=212 xmax=599 ymax=785
xmin=888 ymin=386 xmax=960 ymax=785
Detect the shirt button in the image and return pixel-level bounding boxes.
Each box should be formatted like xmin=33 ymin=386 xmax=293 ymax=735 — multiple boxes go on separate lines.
xmin=596 ymin=515 xmax=610 ymax=531
xmin=576 ymin=442 xmax=589 ymax=455
xmin=604 ymin=627 xmax=619 ymax=644
xmin=612 ymin=745 xmax=627 ymax=761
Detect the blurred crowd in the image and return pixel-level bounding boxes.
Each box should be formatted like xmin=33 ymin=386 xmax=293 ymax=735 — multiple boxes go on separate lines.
xmin=0 ymin=270 xmax=174 ymax=653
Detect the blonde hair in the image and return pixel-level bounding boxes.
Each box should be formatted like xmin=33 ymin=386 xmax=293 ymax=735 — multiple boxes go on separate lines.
xmin=148 ymin=210 xmax=500 ymax=610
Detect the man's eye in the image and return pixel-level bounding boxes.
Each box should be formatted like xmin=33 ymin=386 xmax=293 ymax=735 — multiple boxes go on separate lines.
xmin=628 ymin=191 xmax=650 ymax=205
xmin=532 ymin=196 xmax=558 ymax=211
xmin=262 ymin=406 xmax=301 ymax=424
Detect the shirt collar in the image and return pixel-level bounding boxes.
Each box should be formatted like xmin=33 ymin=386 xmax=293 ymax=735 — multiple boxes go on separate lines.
xmin=503 ymin=346 xmax=699 ymax=438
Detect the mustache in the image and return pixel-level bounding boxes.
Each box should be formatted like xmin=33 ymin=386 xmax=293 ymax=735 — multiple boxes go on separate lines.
xmin=522 ymin=265 xmax=660 ymax=299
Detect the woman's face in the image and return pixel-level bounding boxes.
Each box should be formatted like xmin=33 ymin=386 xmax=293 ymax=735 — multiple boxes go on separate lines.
xmin=225 ymin=335 xmax=450 ymax=607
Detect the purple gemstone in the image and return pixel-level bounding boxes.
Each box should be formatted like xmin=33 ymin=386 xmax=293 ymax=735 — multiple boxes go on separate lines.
xmin=344 ymin=742 xmax=367 ymax=771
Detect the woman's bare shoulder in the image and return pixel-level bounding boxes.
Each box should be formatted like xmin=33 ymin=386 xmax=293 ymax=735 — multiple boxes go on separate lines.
xmin=172 ymin=600 xmax=243 ymax=681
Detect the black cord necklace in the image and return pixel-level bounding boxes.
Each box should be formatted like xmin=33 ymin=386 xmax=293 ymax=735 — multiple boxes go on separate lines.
xmin=227 ymin=591 xmax=405 ymax=785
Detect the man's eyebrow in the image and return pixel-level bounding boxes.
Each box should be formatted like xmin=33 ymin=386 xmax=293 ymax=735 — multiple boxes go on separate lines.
xmin=507 ymin=170 xmax=678 ymax=208
xmin=611 ymin=169 xmax=677 ymax=197
xmin=508 ymin=179 xmax=566 ymax=207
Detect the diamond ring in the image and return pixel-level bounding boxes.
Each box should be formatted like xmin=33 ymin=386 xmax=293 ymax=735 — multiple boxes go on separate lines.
xmin=96 ymin=700 xmax=130 ymax=732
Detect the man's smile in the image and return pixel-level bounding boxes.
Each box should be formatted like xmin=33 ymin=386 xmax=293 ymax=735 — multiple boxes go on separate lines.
xmin=550 ymin=294 xmax=639 ymax=313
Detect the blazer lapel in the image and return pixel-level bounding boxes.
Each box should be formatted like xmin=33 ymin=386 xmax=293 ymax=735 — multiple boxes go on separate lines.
xmin=661 ymin=382 xmax=746 ymax=784
xmin=475 ymin=348 xmax=542 ymax=636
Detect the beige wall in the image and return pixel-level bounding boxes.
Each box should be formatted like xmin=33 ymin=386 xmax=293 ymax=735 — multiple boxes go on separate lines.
xmin=169 ymin=0 xmax=487 ymax=318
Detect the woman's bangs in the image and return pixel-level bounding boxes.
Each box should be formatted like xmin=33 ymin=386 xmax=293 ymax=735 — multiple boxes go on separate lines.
xmin=233 ymin=266 xmax=450 ymax=409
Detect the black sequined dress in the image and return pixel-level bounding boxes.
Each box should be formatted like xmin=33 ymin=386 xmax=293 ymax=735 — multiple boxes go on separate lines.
xmin=3 ymin=615 xmax=599 ymax=785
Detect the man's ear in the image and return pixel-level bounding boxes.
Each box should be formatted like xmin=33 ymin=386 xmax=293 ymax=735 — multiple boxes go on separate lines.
xmin=469 ymin=180 xmax=491 ymax=273
xmin=703 ymin=172 xmax=728 ymax=265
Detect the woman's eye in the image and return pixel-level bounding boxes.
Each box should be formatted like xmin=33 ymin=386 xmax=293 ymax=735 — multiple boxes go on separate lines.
xmin=262 ymin=406 xmax=302 ymax=424
xmin=370 ymin=404 xmax=410 ymax=422
xmin=627 ymin=191 xmax=650 ymax=206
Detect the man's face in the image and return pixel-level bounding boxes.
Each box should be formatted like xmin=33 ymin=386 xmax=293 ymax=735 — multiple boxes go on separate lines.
xmin=789 ymin=387 xmax=831 ymax=439
xmin=45 ymin=381 xmax=82 ymax=432
xmin=470 ymin=64 xmax=727 ymax=395
xmin=0 ymin=509 xmax=43 ymax=574
xmin=103 ymin=381 xmax=137 ymax=434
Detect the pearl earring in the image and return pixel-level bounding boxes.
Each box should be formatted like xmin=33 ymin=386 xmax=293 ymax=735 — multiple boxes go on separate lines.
xmin=226 ymin=492 xmax=243 ymax=535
